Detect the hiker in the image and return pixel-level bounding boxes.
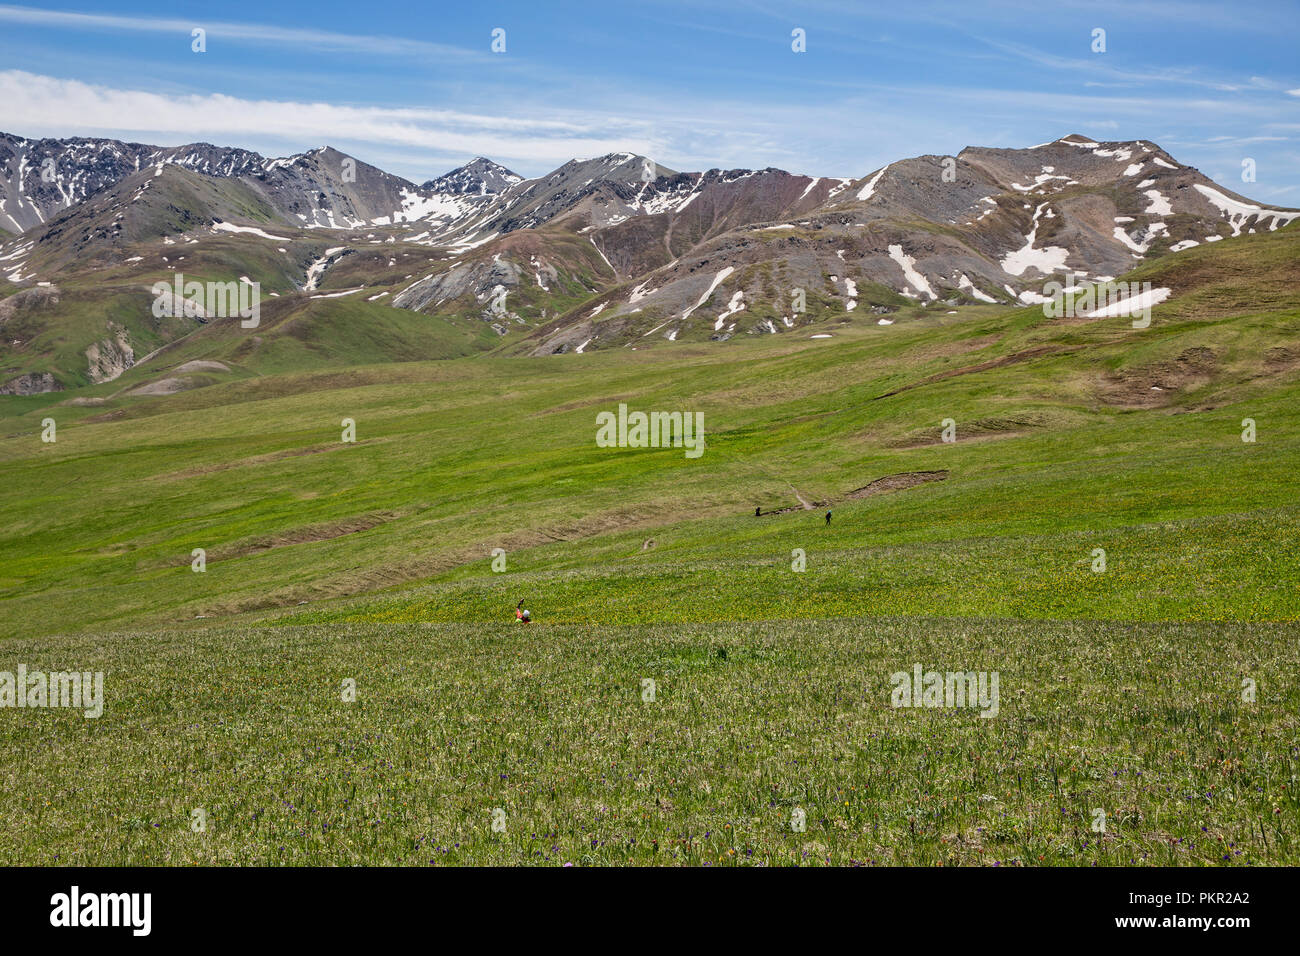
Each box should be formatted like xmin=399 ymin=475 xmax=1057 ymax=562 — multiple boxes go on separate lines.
xmin=755 ymin=506 xmax=761 ymax=517
xmin=515 ymin=599 xmax=531 ymax=623
xmin=825 ymin=510 xmax=832 ymax=525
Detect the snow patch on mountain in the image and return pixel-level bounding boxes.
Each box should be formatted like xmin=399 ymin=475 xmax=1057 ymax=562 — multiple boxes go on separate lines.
xmin=682 ymin=266 xmax=735 ymax=321
xmin=715 ymin=290 xmax=745 ymax=330
xmin=888 ymin=244 xmax=935 ymax=299
xmin=1084 ymin=286 xmax=1171 ymax=318
xmin=1193 ymin=184 xmax=1299 ymax=233
xmin=958 ymin=273 xmax=998 ymax=303
xmin=211 ymin=221 xmax=291 ymax=241
xmin=1000 ymin=203 xmax=1070 ymax=277
xmin=856 ymin=166 xmax=889 ymax=202
xmin=1143 ymin=189 xmax=1173 ymax=216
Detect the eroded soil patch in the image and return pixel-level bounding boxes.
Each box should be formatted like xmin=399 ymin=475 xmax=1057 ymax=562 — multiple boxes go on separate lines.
xmin=1097 ymin=346 xmax=1218 ymax=408
xmin=873 ymin=345 xmax=1080 ymax=399
xmin=846 ymin=470 xmax=950 ymax=498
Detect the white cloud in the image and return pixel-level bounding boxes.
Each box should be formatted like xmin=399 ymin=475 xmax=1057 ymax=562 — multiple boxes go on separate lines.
xmin=0 ymin=4 xmax=483 ymax=60
xmin=0 ymin=71 xmax=660 ymax=169
xmin=0 ymin=69 xmax=885 ymax=180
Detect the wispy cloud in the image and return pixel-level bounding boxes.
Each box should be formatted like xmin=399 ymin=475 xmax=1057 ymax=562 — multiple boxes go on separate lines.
xmin=974 ymin=36 xmax=1271 ymax=93
xmin=0 ymin=71 xmax=660 ymax=170
xmin=0 ymin=4 xmax=484 ymax=60
xmin=0 ymin=68 xmax=870 ymax=179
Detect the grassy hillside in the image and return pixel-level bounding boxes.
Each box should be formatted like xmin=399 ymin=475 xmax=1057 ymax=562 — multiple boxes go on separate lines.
xmin=0 ymin=226 xmax=1297 ymax=865
xmin=2 ymin=228 xmax=1297 ymax=634
xmin=0 ymin=234 xmax=504 ymax=392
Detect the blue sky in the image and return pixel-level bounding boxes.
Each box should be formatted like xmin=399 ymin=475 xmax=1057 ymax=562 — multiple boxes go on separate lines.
xmin=1 ymin=0 xmax=1297 ymax=200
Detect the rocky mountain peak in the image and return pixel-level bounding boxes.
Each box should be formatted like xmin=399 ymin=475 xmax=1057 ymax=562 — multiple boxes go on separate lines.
xmin=422 ymin=157 xmax=522 ymax=196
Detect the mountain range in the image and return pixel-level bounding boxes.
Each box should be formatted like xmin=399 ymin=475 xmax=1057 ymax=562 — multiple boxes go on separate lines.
xmin=1 ymin=129 xmax=1296 ymax=394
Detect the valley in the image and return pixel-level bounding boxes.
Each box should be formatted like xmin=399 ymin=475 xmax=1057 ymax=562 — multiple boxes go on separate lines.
xmin=0 ymin=130 xmax=1297 ymax=867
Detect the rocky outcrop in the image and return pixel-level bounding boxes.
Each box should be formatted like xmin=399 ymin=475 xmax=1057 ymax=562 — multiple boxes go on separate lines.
xmin=85 ymin=325 xmax=135 ymax=384
xmin=0 ymin=370 xmax=60 ymax=395
xmin=0 ymin=284 xmax=60 ymax=324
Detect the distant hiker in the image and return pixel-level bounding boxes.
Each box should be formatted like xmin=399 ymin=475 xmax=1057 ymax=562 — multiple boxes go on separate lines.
xmin=825 ymin=510 xmax=832 ymax=525
xmin=515 ymin=599 xmax=531 ymax=624
xmin=755 ymin=506 xmax=761 ymax=517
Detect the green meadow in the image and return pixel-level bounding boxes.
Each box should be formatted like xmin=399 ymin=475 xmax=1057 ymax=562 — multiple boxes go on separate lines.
xmin=1 ymin=228 xmax=1297 ymax=865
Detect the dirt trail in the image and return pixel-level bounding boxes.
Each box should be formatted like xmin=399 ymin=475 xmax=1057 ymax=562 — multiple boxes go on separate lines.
xmin=788 ymin=483 xmax=815 ymax=510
